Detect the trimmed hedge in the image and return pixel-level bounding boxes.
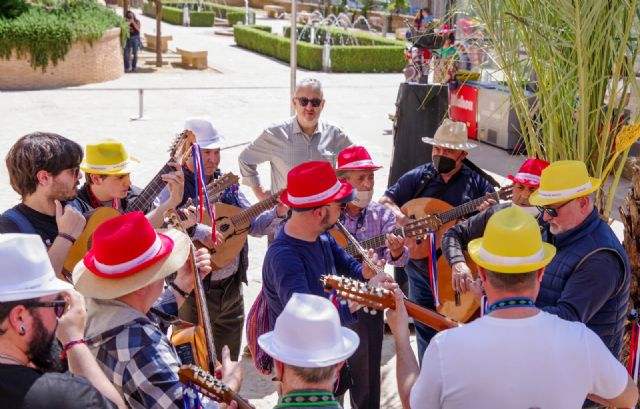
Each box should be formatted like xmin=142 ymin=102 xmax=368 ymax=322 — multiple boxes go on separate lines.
xmin=284 ymin=25 xmax=404 ymax=46
xmin=234 ymin=25 xmax=322 ymax=70
xmin=236 ymin=24 xmax=404 ymax=72
xmin=162 ymin=5 xmax=182 ymax=25
xmin=252 ymin=25 xmax=272 ymax=33
xmin=226 ymin=11 xmax=245 ymax=26
xmin=190 ymin=10 xmax=215 ymax=26
xmin=143 ymin=1 xmax=249 ymax=26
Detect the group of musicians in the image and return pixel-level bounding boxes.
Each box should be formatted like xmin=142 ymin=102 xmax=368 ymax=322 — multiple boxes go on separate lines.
xmin=0 ymin=76 xmax=637 ymax=409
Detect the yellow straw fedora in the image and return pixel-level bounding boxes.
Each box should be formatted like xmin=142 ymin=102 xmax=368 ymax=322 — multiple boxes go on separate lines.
xmin=528 ymin=160 xmax=601 ymax=207
xmin=80 ymin=139 xmax=140 ymax=175
xmin=468 ymin=206 xmax=556 ymax=274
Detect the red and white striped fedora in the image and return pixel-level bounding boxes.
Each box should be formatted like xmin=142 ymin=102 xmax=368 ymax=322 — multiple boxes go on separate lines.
xmin=280 ymin=161 xmax=354 ymax=208
xmin=336 ymin=146 xmax=382 ymax=171
xmin=508 ymin=158 xmax=550 ymax=187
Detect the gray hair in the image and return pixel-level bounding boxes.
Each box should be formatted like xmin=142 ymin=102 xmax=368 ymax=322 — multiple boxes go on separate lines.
xmin=295 ymin=78 xmax=323 ymax=96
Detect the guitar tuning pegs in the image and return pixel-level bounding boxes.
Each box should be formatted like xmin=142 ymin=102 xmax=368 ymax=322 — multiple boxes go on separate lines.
xmin=340 ymin=299 xmax=348 ymax=306
xmin=363 ymin=306 xmax=369 ymax=313
xmin=370 ymin=309 xmax=377 ymax=315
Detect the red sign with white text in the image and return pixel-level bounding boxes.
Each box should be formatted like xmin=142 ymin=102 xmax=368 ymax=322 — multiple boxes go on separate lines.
xmin=449 ymin=85 xmax=478 ymax=139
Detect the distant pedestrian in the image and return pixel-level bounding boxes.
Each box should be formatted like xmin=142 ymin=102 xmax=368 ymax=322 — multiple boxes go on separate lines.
xmin=124 ymin=11 xmax=141 ymax=72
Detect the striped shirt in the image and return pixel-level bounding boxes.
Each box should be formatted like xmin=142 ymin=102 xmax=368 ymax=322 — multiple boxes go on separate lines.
xmin=238 ymin=116 xmax=353 ymax=192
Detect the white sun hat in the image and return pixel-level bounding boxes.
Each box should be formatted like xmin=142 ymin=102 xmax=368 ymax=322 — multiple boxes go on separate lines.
xmin=184 ymin=117 xmax=226 ymax=150
xmin=0 ymin=234 xmax=73 ymax=302
xmin=258 ymin=293 xmax=360 ymax=368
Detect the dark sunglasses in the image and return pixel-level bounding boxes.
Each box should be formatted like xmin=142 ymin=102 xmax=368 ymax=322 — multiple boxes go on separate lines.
xmin=24 ymin=300 xmax=67 ymax=318
xmin=536 ymin=199 xmax=573 ymax=218
xmin=296 ymin=97 xmax=322 ymax=108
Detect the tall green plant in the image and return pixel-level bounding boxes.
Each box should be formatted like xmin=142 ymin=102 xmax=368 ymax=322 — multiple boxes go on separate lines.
xmin=473 ymin=0 xmax=640 ymax=218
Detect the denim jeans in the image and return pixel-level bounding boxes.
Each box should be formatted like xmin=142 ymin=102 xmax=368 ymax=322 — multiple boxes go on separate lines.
xmin=405 ymin=258 xmax=438 ymax=364
xmin=124 ymin=35 xmax=140 ymax=71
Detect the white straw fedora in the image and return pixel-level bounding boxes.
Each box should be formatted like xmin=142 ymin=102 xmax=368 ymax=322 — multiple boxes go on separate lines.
xmin=184 ymin=117 xmax=226 ymax=150
xmin=0 ymin=234 xmax=73 ymax=302
xmin=422 ymin=118 xmax=477 ymax=149
xmin=258 ymin=293 xmax=360 ymax=368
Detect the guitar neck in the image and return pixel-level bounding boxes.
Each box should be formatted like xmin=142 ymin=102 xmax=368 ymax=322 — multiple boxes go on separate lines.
xmin=345 ymin=227 xmax=403 ymax=257
xmin=402 ymin=298 xmax=460 ymax=332
xmin=191 ymin=247 xmax=217 ymax=370
xmin=437 ymin=191 xmax=499 ymax=225
xmin=230 ymin=192 xmax=280 ymax=227
xmin=225 ymin=391 xmax=253 ymax=409
xmin=127 ymin=161 xmax=174 ymax=213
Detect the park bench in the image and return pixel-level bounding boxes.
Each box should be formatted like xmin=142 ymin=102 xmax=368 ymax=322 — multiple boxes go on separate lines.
xmin=176 ymin=48 xmax=208 ymax=69
xmin=264 ymin=5 xmax=285 ymax=18
xmin=144 ymin=33 xmax=173 ymax=53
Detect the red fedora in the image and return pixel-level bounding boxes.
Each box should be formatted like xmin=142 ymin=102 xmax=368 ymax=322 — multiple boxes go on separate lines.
xmin=508 ymin=158 xmax=550 ymax=187
xmin=337 ymin=146 xmax=382 ymax=171
xmin=72 ymin=212 xmax=190 ymax=299
xmin=280 ymin=161 xmax=354 ymax=208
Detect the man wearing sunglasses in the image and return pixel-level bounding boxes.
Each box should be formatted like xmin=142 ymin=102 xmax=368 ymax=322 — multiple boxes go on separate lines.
xmin=0 ymin=234 xmax=125 ymax=409
xmin=238 ymin=78 xmax=354 ymax=203
xmin=527 ymin=160 xmax=630 ymax=360
xmin=0 ymin=132 xmax=87 ymax=280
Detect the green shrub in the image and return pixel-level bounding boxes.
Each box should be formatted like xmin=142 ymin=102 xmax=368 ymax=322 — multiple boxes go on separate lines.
xmin=252 ymin=25 xmax=272 ymax=33
xmin=331 ymin=45 xmax=405 ymax=72
xmin=234 ymin=25 xmax=322 ymax=70
xmin=190 ymin=11 xmax=215 ymax=26
xmin=284 ymin=25 xmax=403 ymax=46
xmin=0 ymin=0 xmax=127 ymax=71
xmin=227 ymin=10 xmax=253 ymax=26
xmin=162 ymin=5 xmax=183 ymax=25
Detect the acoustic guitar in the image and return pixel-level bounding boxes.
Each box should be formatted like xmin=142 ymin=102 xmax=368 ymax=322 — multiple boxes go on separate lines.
xmin=178 ymin=365 xmax=253 ymax=409
xmin=320 ymin=274 xmax=460 ymax=332
xmin=202 ymin=189 xmax=284 ymax=269
xmin=167 ymin=211 xmax=218 ymax=373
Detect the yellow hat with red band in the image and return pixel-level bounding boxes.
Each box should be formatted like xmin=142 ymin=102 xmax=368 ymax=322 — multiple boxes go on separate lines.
xmin=528 ymin=160 xmax=600 ymax=207
xmin=80 ymin=139 xmax=140 ymax=175
xmin=468 ymin=206 xmax=556 ymax=274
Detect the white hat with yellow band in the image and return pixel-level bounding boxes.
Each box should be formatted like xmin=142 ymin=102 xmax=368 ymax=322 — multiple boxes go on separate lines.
xmin=528 ymin=160 xmax=600 ymax=207
xmin=80 ymin=139 xmax=140 ymax=176
xmin=468 ymin=206 xmax=556 ymax=274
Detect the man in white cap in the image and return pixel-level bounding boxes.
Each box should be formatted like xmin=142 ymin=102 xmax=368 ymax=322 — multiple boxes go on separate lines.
xmin=75 ymin=212 xmax=242 ymax=409
xmin=0 ymin=132 xmax=86 ymax=280
xmin=156 ymin=117 xmax=287 ymax=361
xmin=529 ymin=160 xmax=630 ymax=360
xmin=387 ymin=207 xmax=638 ymax=409
xmin=258 ymin=293 xmax=360 ymax=409
xmin=380 ymin=119 xmax=496 ymax=362
xmin=239 ymin=78 xmax=354 ymax=202
xmin=0 ymin=234 xmax=125 ymax=409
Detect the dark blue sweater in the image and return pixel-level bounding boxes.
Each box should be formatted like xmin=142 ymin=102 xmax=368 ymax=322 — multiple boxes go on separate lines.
xmin=262 ymin=228 xmax=363 ymax=328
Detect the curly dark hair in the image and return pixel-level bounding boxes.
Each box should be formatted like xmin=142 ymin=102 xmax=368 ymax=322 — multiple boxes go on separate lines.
xmin=5 ymin=132 xmax=83 ymax=197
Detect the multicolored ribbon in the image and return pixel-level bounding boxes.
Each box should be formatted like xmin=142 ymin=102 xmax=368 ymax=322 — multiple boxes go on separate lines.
xmin=191 ymin=143 xmax=215 ymax=231
xmin=480 ymin=295 xmax=488 ymax=317
xmin=627 ymin=311 xmax=640 ymax=383
xmin=182 ymin=381 xmax=203 ymax=409
xmin=426 ymin=231 xmax=440 ymax=307
xmin=329 ymin=290 xmax=340 ymax=310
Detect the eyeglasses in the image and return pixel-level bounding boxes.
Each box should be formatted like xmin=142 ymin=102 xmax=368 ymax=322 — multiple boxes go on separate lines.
xmin=296 ymin=97 xmax=322 ymax=108
xmin=536 ymin=199 xmax=573 ymax=218
xmin=324 ymin=202 xmax=347 ymax=210
xmin=24 ymin=300 xmax=67 ymax=318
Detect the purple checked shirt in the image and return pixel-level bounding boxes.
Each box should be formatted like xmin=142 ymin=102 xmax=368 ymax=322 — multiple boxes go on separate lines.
xmin=338 ymin=201 xmax=408 ymax=267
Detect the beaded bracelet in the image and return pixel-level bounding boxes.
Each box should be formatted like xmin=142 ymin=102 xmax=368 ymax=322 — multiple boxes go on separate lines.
xmin=60 ymin=339 xmax=86 ymax=360
xmin=57 ymin=232 xmax=76 ymax=245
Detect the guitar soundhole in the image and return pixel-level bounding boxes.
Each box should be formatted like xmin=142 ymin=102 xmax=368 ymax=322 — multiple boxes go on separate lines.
xmin=219 ymin=224 xmax=230 ymax=233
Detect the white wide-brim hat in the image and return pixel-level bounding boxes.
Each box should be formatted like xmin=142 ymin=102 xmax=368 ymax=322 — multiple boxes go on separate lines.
xmin=422 ymin=118 xmax=477 ymax=150
xmin=184 ymin=117 xmax=226 ymax=150
xmin=258 ymin=293 xmax=360 ymax=368
xmin=0 ymin=234 xmax=73 ymax=302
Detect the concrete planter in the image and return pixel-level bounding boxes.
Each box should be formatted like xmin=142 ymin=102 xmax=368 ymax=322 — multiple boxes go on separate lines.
xmin=0 ymin=28 xmax=123 ymax=90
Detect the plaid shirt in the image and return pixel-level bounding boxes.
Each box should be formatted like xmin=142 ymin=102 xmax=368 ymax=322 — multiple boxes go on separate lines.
xmin=85 ymin=289 xmax=219 ymax=409
xmin=338 ymin=202 xmax=409 ymax=267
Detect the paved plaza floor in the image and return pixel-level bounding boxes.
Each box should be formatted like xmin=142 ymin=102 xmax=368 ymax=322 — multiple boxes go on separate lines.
xmin=0 ymin=8 xmax=633 ymax=407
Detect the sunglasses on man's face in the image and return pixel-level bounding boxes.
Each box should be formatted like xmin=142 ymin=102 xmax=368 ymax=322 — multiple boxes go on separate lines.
xmin=536 ymin=199 xmax=573 ymax=218
xmin=296 ymin=97 xmax=322 ymax=108
xmin=24 ymin=300 xmax=67 ymax=318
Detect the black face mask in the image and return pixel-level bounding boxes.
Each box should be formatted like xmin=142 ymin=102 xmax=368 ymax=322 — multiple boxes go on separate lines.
xmin=433 ymin=155 xmax=458 ymax=174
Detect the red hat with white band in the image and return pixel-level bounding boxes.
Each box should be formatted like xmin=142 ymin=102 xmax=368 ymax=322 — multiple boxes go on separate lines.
xmin=337 ymin=146 xmax=382 ymax=171
xmin=72 ymin=212 xmax=190 ymax=299
xmin=507 ymin=158 xmax=550 ymax=187
xmin=280 ymin=161 xmax=354 ymax=208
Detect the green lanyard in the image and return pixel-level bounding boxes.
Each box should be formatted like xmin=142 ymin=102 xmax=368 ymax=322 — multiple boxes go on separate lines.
xmin=275 ymin=391 xmax=341 ymax=408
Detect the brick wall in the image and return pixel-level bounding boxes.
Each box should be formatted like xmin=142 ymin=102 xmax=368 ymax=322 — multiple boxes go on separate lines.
xmin=0 ymin=28 xmax=123 ymax=90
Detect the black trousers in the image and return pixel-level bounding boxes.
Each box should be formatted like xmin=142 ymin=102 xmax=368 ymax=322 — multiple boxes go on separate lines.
xmin=179 ymin=273 xmax=245 ymax=361
xmin=346 ymin=308 xmax=384 ymax=409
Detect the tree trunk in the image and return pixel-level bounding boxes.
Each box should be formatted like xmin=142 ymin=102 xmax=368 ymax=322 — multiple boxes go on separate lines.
xmin=152 ymin=0 xmax=162 ymax=67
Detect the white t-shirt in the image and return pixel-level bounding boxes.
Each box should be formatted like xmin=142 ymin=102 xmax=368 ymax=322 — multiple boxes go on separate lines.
xmin=410 ymin=311 xmax=628 ymax=409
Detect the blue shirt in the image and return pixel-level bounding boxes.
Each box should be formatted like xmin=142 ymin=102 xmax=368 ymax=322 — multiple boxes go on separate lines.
xmin=262 ymin=228 xmax=363 ymax=327
xmin=384 ymin=163 xmax=495 ymax=208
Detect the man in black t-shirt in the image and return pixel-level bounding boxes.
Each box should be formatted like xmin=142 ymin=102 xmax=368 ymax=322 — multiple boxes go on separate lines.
xmin=0 ymin=234 xmax=124 ymax=409
xmin=0 ymin=132 xmax=87 ymax=280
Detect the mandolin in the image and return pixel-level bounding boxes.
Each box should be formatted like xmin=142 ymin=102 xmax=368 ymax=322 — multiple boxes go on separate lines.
xmin=320 ymin=274 xmax=460 ymax=332
xmin=201 ymin=189 xmax=284 ymax=269
xmin=178 ymin=365 xmax=253 ymax=409
xmin=167 ymin=211 xmax=218 ymax=373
